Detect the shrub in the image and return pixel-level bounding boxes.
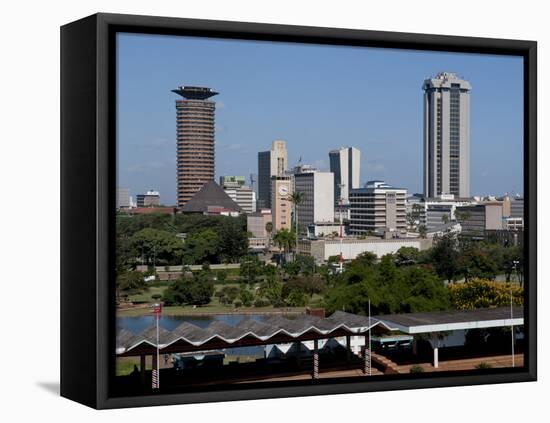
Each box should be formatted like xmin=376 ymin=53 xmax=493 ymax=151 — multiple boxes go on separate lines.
xmin=253 ymin=299 xmax=269 ymax=308
xmin=234 ymin=300 xmax=242 ymax=308
xmin=410 ymin=365 xmax=425 ymax=374
xmin=239 ymin=288 xmax=254 ymax=307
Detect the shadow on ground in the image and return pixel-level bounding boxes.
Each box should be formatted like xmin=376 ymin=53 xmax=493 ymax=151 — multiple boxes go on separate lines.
xmin=36 ymin=381 xmax=60 ymax=396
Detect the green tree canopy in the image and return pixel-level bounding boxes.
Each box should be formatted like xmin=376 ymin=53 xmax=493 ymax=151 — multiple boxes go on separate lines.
xmin=129 ymin=228 xmax=184 ymax=266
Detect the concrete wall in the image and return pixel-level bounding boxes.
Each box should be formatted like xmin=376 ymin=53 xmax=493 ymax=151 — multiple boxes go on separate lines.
xmin=300 ymin=237 xmax=433 ymax=262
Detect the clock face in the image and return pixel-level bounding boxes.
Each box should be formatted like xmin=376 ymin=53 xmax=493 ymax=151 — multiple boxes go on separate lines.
xmin=279 ymin=185 xmax=289 ymax=196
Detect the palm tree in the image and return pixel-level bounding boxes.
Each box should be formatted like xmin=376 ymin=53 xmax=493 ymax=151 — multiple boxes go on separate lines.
xmin=265 ymin=221 xmax=273 ymax=253
xmin=272 ymin=228 xmax=295 ymax=264
xmin=288 ymin=191 xmax=304 ymax=259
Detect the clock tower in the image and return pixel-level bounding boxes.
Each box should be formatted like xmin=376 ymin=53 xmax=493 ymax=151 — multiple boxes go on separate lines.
xmin=271 ymin=176 xmax=293 ymax=231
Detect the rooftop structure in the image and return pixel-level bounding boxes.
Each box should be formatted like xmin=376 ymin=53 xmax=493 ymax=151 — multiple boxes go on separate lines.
xmin=180 ymin=180 xmax=241 ymax=214
xmin=172 ymin=86 xmax=219 ymax=100
xmin=116 ymin=311 xmax=395 ymax=356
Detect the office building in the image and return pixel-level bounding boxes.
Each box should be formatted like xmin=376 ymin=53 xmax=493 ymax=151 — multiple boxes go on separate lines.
xmin=136 ymin=190 xmax=160 ymax=207
xmin=271 ymin=176 xmax=293 ymax=231
xmin=247 ymin=209 xmax=273 ymax=238
xmin=329 ymin=147 xmax=361 ymax=204
xmin=510 ymin=196 xmax=524 ymax=219
xmin=223 ymin=185 xmax=257 ymax=214
xmin=417 ymin=195 xmax=475 ymax=231
xmin=423 ymin=72 xmax=471 ymax=198
xmin=294 ymin=169 xmax=334 ymax=227
xmin=173 ymin=86 xmax=218 ymax=208
xmin=455 ymin=203 xmax=503 ymax=236
xmin=258 ymin=140 xmax=288 ymax=209
xmin=298 ymin=237 xmax=432 ymax=263
xmin=117 ymin=187 xmax=130 ymax=209
xmin=219 ymin=175 xmax=246 ymax=188
xmin=349 ymin=181 xmax=407 ymax=234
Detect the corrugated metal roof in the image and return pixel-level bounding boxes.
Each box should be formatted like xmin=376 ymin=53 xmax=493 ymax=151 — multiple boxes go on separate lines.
xmin=116 ymin=311 xmax=392 ymax=354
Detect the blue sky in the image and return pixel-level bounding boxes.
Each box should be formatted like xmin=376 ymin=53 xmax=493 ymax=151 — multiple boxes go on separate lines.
xmin=117 ymin=33 xmax=524 ymax=205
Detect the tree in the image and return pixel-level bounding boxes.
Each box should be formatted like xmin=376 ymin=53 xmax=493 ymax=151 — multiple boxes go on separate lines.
xmin=458 ymin=245 xmax=498 ymax=281
xmin=129 ymin=228 xmax=184 ymax=266
xmin=162 ymin=273 xmax=215 ymax=306
xmin=283 ymin=274 xmax=325 ymax=298
xmin=353 ymin=251 xmax=377 ymax=267
xmin=240 ymin=255 xmax=263 ymax=285
xmin=116 ymin=270 xmax=148 ymax=302
xmin=288 ymin=192 xmax=305 ymax=257
xmin=430 ymin=233 xmax=460 ymax=282
xmin=284 ymin=254 xmax=316 ymax=276
xmin=217 ymin=217 xmax=249 ymax=263
xmin=265 ymin=221 xmax=273 ymax=252
xmin=394 ymin=247 xmax=420 ymax=266
xmin=273 ymin=229 xmax=296 ymax=258
xmin=238 ymin=287 xmax=254 ymax=307
xmin=449 ymin=279 xmax=523 ymax=310
xmin=181 ymin=228 xmax=220 ymax=265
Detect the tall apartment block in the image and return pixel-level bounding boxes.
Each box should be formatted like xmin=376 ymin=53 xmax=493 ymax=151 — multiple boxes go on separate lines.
xmin=258 ymin=140 xmax=288 ymax=209
xmin=329 ymin=147 xmax=361 ymax=204
xmin=271 ymin=176 xmax=293 ymax=231
xmin=294 ymin=169 xmax=335 ymax=227
xmin=349 ymin=181 xmax=407 ymax=234
xmin=172 ymin=86 xmax=218 ymax=208
xmin=423 ymin=72 xmax=471 ymax=199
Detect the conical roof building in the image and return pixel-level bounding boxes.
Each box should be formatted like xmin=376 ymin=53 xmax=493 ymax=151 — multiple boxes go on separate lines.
xmin=180 ymin=180 xmax=242 ymax=214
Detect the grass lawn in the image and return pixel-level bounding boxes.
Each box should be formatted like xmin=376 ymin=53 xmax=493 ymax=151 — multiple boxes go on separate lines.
xmin=117 ymin=304 xmax=307 ymax=317
xmin=119 ymin=282 xmax=322 ymax=317
xmin=127 ymin=286 xmax=166 ymax=303
xmin=116 ymin=357 xmax=142 ymax=376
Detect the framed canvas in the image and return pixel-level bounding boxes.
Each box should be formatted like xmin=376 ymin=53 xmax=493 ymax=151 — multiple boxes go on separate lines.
xmin=60 ymin=13 xmax=537 ymax=409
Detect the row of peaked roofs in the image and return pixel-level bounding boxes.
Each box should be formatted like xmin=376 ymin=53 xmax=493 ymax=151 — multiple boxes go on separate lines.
xmin=116 ymin=311 xmax=397 ymax=355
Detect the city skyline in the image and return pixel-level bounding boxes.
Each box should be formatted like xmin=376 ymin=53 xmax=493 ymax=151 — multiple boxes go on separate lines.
xmin=117 ymin=33 xmax=524 ymax=205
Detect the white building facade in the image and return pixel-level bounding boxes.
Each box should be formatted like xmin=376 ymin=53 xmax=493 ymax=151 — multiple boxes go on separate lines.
xmin=423 ymin=72 xmax=471 ymax=198
xmin=294 ymin=170 xmax=335 ymax=227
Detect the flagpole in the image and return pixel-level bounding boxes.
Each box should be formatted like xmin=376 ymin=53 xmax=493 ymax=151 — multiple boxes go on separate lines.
xmin=368 ymin=299 xmax=371 ymax=376
xmin=156 ymin=309 xmax=160 ymax=387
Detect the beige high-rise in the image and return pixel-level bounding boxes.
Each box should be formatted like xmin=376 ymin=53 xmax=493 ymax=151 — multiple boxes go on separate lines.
xmin=271 ymin=176 xmax=293 ymax=231
xmin=258 ymin=140 xmax=288 ymax=209
xmin=172 ymin=86 xmax=218 ymax=208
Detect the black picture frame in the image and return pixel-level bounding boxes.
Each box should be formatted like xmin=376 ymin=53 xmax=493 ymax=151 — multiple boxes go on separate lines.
xmin=60 ymin=12 xmax=537 ymax=409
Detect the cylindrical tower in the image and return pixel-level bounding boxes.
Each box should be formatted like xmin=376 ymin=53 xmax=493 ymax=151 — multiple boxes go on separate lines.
xmin=172 ymin=86 xmax=218 ymax=208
